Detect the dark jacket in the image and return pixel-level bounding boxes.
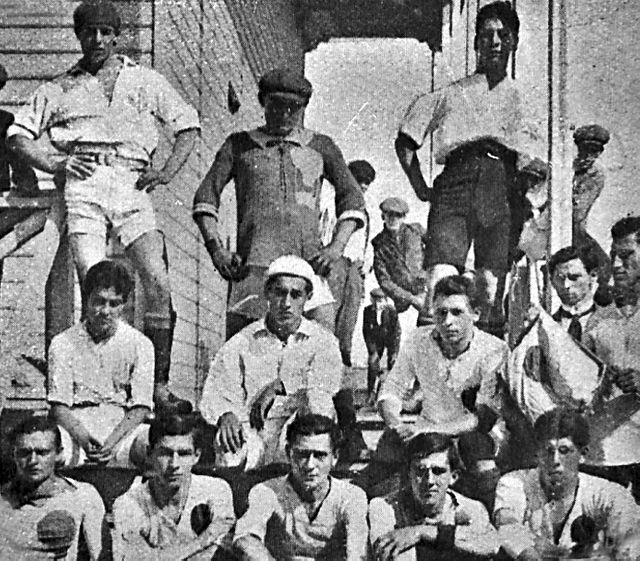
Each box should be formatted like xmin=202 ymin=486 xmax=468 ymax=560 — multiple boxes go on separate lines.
xmin=363 ymin=304 xmax=401 ymax=357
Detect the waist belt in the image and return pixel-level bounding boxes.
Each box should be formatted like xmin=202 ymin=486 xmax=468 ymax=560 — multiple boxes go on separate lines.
xmin=69 ymin=148 xmax=148 ymax=171
xmin=445 ymin=140 xmax=516 ymax=169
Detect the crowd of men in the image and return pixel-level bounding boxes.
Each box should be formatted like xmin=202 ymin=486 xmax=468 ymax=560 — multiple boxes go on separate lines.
xmin=1 ymin=0 xmax=640 ymax=559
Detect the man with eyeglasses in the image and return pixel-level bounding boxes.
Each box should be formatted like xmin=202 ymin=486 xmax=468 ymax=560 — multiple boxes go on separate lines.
xmin=369 ymin=432 xmax=499 ymax=560
xmin=233 ymin=414 xmax=368 ymax=560
xmin=193 ymin=67 xmax=366 ymax=341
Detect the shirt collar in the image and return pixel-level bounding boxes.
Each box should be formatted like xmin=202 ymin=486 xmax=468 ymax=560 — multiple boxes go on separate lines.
xmin=7 ymin=476 xmax=76 ymax=507
xmin=252 ymin=317 xmax=313 ymax=342
xmin=248 ymin=127 xmax=313 ymax=149
xmin=560 ymin=297 xmax=596 ymax=317
xmin=67 ymin=54 xmax=133 ymax=77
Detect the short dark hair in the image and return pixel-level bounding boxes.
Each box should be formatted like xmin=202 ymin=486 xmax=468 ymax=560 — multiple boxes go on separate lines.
xmin=264 ymin=274 xmax=313 ymax=297
xmin=433 ymin=275 xmax=481 ymax=310
xmin=148 ymin=413 xmax=205 ymax=451
xmin=475 ymin=1 xmax=520 ymax=49
xmin=348 ymin=160 xmax=376 ymax=186
xmin=83 ymin=260 xmax=134 ymax=302
xmin=534 ymin=408 xmax=590 ymax=450
xmin=611 ymin=216 xmax=640 ymax=244
xmin=286 ymin=414 xmax=342 ymax=453
xmin=548 ymin=245 xmax=601 ymax=276
xmin=11 ymin=416 xmax=62 ymax=451
xmin=74 ymin=1 xmax=122 ymax=36
xmin=405 ymin=433 xmax=463 ymax=473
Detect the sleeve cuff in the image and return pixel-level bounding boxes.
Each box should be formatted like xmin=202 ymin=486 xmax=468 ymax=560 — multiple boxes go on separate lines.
xmin=337 ymin=209 xmax=367 ymax=228
xmin=6 ymin=123 xmax=37 ymax=140
xmin=193 ymin=202 xmax=220 ymax=218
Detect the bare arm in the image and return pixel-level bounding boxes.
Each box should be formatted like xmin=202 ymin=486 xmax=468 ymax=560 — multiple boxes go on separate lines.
xmin=102 ymin=406 xmax=150 ymax=452
xmin=50 ymin=403 xmax=96 ymax=451
xmin=234 ymin=536 xmax=275 ymax=561
xmin=395 ymin=133 xmax=432 ymax=202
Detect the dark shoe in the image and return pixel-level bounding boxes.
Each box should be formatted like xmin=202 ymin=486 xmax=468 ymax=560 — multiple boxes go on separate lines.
xmin=154 ymin=384 xmax=193 ymax=417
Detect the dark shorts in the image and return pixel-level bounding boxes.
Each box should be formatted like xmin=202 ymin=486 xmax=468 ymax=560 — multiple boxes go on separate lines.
xmin=424 ymin=149 xmax=517 ymax=273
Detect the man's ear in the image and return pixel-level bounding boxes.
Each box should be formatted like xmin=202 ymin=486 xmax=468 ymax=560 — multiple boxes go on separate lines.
xmin=450 ymin=469 xmax=460 ymax=486
xmin=579 ymin=446 xmax=589 ymax=462
xmin=194 ymin=448 xmax=202 ymax=463
xmin=55 ymin=447 xmax=65 ymax=469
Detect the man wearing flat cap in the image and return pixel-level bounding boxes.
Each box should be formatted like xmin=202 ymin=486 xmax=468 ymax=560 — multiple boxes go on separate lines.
xmin=199 ymin=255 xmax=343 ymax=474
xmin=396 ymin=1 xmax=547 ymax=337
xmin=572 ymin=124 xmax=612 ymax=287
xmin=372 ymin=196 xmax=427 ymax=344
xmin=193 ymin=67 xmax=366 ymax=342
xmin=7 ymin=0 xmax=200 ymax=414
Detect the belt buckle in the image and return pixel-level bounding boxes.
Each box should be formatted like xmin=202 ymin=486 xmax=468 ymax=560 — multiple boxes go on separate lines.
xmin=486 ymin=151 xmax=500 ymax=161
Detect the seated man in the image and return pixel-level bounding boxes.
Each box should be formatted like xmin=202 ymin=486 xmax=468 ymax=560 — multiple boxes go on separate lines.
xmin=199 ymin=255 xmax=343 ymax=471
xmin=375 ymin=275 xmax=508 ymax=504
xmin=112 ymin=413 xmax=235 ymax=560
xmin=494 ymin=408 xmax=640 ymax=560
xmin=369 ymin=433 xmax=499 ymax=560
xmin=548 ymin=245 xmax=603 ymax=342
xmin=48 ymin=260 xmax=153 ymax=468
xmin=0 ymin=417 xmax=105 ymax=559
xmin=233 ymin=414 xmax=369 ymax=560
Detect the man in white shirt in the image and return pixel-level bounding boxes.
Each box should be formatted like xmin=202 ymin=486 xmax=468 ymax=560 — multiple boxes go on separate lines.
xmin=494 ymin=408 xmax=640 ymax=560
xmin=395 ymin=1 xmax=545 ymax=336
xmin=48 ymin=260 xmax=152 ymax=468
xmin=548 ymin=245 xmax=603 ymax=343
xmin=233 ymin=414 xmax=369 ymax=560
xmin=369 ymin=432 xmax=499 ymax=560
xmin=112 ymin=413 xmax=235 ymax=560
xmin=199 ymin=255 xmax=343 ymax=472
xmin=7 ymin=1 xmax=199 ymax=414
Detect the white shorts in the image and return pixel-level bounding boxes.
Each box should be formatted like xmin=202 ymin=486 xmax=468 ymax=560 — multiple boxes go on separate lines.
xmin=58 ymin=404 xmax=149 ymax=469
xmin=65 ymin=165 xmax=157 ymax=248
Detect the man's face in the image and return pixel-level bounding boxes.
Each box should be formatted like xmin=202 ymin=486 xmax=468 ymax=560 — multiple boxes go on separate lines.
xmin=266 ymin=275 xmax=310 ymax=331
xmin=611 ymin=233 xmax=640 ymax=293
xmin=371 ymin=295 xmax=385 ymax=308
xmin=149 ymin=434 xmax=200 ymax=492
xmin=13 ymin=431 xmax=60 ymax=487
xmin=382 ymin=211 xmax=406 ymax=232
xmin=264 ymin=95 xmax=306 ymax=137
xmin=537 ymin=437 xmax=582 ymax=497
xmin=77 ymin=24 xmax=117 ymax=69
xmin=476 ymin=17 xmax=515 ymax=76
xmin=409 ymin=451 xmax=457 ymax=516
xmin=85 ymin=286 xmax=124 ymax=341
xmin=288 ymin=434 xmax=336 ymax=494
xmin=433 ymin=293 xmax=478 ymax=349
xmin=551 ymin=258 xmax=597 ymax=308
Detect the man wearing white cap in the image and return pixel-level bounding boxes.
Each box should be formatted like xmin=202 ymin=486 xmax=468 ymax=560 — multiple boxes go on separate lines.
xmin=199 ymin=255 xmax=343 ymax=471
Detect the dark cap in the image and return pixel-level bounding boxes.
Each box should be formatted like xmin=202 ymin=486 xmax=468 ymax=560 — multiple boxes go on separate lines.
xmin=74 ymin=1 xmax=121 ymax=36
xmin=258 ymin=68 xmax=313 ymax=104
xmin=573 ymin=124 xmax=610 ymax=147
xmin=348 ymin=160 xmax=376 ymax=185
xmin=380 ymin=197 xmax=409 ymax=215
xmin=370 ymin=288 xmax=385 ymax=299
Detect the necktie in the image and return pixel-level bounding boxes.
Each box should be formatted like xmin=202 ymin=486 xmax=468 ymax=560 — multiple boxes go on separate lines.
xmin=554 ymin=305 xmax=595 ymax=342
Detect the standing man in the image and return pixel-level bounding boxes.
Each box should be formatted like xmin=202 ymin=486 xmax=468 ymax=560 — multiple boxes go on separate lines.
xmin=112 ymin=414 xmax=235 ymax=560
xmin=583 ymin=216 xmax=640 ymax=498
xmin=548 ymin=245 xmax=602 ymax=343
xmin=363 ymin=288 xmax=401 ymax=403
xmin=7 ymin=0 xmax=199 ymax=412
xmin=199 ymin=255 xmax=343 ymax=472
xmin=193 ymin=67 xmax=365 ymax=341
xmin=0 ymin=417 xmax=105 ymax=560
xmin=233 ymin=414 xmax=369 ymax=560
xmin=572 ymin=124 xmax=611 ymax=287
xmin=494 ymin=408 xmax=640 ymax=560
xmin=369 ymin=433 xmax=499 ymax=560
xmin=372 ymin=196 xmax=428 ymax=342
xmin=396 ymin=1 xmax=546 ymax=336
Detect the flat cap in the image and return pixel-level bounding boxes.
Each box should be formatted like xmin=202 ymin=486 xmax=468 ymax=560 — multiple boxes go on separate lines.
xmin=258 ymin=68 xmax=313 ymax=104
xmin=74 ymin=1 xmax=121 ymax=35
xmin=370 ymin=288 xmax=385 ymax=299
xmin=380 ymin=197 xmax=409 ymax=215
xmin=265 ymin=255 xmax=314 ymax=287
xmin=574 ymin=124 xmax=610 ymax=146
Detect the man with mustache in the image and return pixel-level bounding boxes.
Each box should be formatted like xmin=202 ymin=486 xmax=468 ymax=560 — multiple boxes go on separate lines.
xmin=494 ymin=408 xmax=640 ymax=560
xmin=7 ymin=0 xmax=199 ymax=415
